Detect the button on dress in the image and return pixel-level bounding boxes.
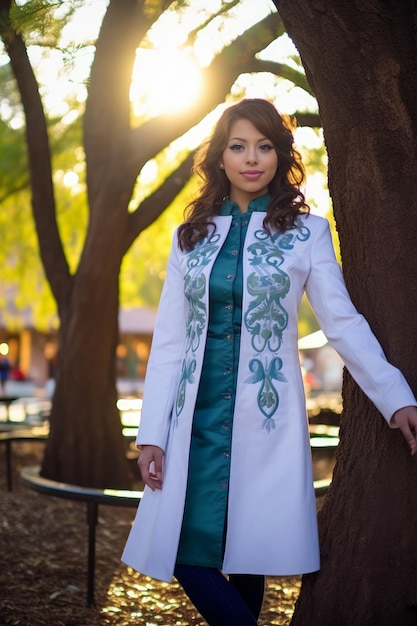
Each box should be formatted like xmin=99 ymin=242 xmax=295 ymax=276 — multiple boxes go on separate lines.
xmin=176 ymin=194 xmax=270 ymax=567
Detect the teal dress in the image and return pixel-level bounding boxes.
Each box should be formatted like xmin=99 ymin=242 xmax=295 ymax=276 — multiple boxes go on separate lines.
xmin=176 ymin=193 xmax=271 ymax=567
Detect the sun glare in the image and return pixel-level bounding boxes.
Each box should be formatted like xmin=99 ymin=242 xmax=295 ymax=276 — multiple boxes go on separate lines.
xmin=131 ymin=48 xmax=203 ymax=117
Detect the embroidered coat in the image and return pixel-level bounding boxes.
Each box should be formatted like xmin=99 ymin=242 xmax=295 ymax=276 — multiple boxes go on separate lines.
xmin=122 ymin=211 xmax=416 ymax=582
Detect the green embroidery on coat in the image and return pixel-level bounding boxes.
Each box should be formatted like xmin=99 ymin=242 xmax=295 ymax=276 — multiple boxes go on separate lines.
xmin=245 ymin=357 xmax=287 ymax=430
xmin=175 ymin=233 xmax=221 ymax=418
xmin=176 ymin=358 xmax=196 ymax=417
xmin=244 ymin=222 xmax=310 ymax=429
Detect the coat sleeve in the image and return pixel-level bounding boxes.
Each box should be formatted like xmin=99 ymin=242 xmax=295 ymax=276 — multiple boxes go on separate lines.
xmin=136 ymin=231 xmax=186 ymax=450
xmin=305 ymin=218 xmax=416 ymax=425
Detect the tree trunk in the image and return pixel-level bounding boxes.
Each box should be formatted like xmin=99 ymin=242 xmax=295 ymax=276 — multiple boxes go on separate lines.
xmin=41 ymin=199 xmax=130 ymax=488
xmin=275 ymin=1 xmax=417 ymax=623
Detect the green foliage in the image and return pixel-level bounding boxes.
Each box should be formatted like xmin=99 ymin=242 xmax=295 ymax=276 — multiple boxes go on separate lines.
xmin=0 ymin=190 xmax=57 ymax=331
xmin=298 ymin=295 xmax=320 ymax=338
xmin=0 ymin=79 xmax=87 ymax=322
xmin=0 ymin=64 xmax=29 ymax=201
xmin=9 ymin=0 xmax=77 ymax=47
xmin=0 ymin=117 xmax=29 ymax=202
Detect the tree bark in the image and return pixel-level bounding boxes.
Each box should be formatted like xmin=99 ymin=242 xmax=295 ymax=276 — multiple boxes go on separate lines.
xmin=275 ymin=1 xmax=417 ymax=623
xmin=41 ymin=186 xmax=130 ymax=486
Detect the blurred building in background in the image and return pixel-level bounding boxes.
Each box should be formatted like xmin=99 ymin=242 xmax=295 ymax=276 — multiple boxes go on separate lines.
xmin=0 ymin=307 xmax=156 ymax=389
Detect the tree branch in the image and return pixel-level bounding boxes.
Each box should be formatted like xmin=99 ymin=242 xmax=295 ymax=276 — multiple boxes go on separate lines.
xmin=123 ymin=152 xmax=196 ymax=252
xmin=185 ymin=0 xmax=241 ymax=46
xmin=243 ymin=58 xmax=312 ymax=94
xmin=292 ymin=111 xmax=321 ymax=127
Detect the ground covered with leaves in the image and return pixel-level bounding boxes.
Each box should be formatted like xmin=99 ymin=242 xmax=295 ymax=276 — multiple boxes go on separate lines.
xmin=0 ymin=442 xmax=315 ymax=626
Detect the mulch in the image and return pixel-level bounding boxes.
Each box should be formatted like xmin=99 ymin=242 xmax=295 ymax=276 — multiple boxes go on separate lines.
xmin=0 ymin=441 xmax=325 ymax=626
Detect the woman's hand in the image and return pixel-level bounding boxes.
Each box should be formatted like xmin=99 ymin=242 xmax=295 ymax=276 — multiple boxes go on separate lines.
xmin=392 ymin=406 xmax=417 ymax=456
xmin=137 ymin=445 xmax=164 ymax=490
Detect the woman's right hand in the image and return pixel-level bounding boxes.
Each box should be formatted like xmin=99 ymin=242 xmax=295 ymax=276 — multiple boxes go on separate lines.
xmin=137 ymin=445 xmax=164 ymax=490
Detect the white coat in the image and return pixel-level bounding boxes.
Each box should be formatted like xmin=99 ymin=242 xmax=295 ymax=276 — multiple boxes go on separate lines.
xmin=122 ymin=212 xmax=416 ymax=582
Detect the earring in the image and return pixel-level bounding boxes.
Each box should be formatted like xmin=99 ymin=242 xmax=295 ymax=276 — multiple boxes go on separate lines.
xmin=220 ymin=164 xmax=224 ymax=169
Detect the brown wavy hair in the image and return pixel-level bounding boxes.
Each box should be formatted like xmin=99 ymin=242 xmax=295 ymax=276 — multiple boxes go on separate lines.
xmin=178 ymin=98 xmax=309 ymax=251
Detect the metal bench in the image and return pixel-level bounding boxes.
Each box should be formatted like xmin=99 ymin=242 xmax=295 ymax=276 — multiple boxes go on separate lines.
xmin=21 ymin=465 xmax=143 ymax=608
xmin=0 ymin=427 xmax=49 ymax=490
xmin=1 ymin=422 xmax=137 ymax=491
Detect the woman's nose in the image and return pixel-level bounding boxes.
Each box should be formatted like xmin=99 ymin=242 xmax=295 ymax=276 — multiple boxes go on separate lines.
xmin=246 ymin=148 xmax=258 ymax=164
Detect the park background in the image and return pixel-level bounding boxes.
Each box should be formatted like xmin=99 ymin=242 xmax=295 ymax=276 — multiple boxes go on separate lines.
xmin=1 ymin=1 xmax=417 ymax=625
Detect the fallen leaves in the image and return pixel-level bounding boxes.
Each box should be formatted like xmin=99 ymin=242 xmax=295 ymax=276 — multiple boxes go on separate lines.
xmin=0 ymin=442 xmax=301 ymax=625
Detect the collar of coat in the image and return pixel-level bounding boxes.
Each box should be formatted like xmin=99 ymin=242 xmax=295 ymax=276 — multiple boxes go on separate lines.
xmin=219 ymin=192 xmax=271 ymax=216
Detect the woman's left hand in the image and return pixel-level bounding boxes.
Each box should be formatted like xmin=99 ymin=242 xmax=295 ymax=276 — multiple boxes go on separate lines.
xmin=392 ymin=405 xmax=417 ymax=456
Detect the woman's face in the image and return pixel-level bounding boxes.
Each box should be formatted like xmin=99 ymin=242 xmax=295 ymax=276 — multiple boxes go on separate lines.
xmin=221 ymin=118 xmax=278 ymax=211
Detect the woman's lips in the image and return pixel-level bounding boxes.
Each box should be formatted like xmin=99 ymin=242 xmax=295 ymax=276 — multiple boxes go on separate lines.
xmin=241 ymin=170 xmax=263 ymax=180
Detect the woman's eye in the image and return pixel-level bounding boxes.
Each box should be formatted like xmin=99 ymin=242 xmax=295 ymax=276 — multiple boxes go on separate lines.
xmin=228 ymin=143 xmax=274 ymax=152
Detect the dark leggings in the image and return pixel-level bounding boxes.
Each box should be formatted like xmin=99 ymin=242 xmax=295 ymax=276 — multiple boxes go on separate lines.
xmin=174 ymin=564 xmax=265 ymax=626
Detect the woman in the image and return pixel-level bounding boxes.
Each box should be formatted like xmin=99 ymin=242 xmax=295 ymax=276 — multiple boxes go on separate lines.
xmin=122 ymin=99 xmax=417 ymax=625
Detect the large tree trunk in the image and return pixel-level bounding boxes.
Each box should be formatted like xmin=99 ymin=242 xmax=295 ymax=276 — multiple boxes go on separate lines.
xmin=41 ymin=195 xmax=130 ymax=488
xmin=275 ymin=1 xmax=417 ymax=623
xmin=41 ymin=272 xmax=127 ymax=488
